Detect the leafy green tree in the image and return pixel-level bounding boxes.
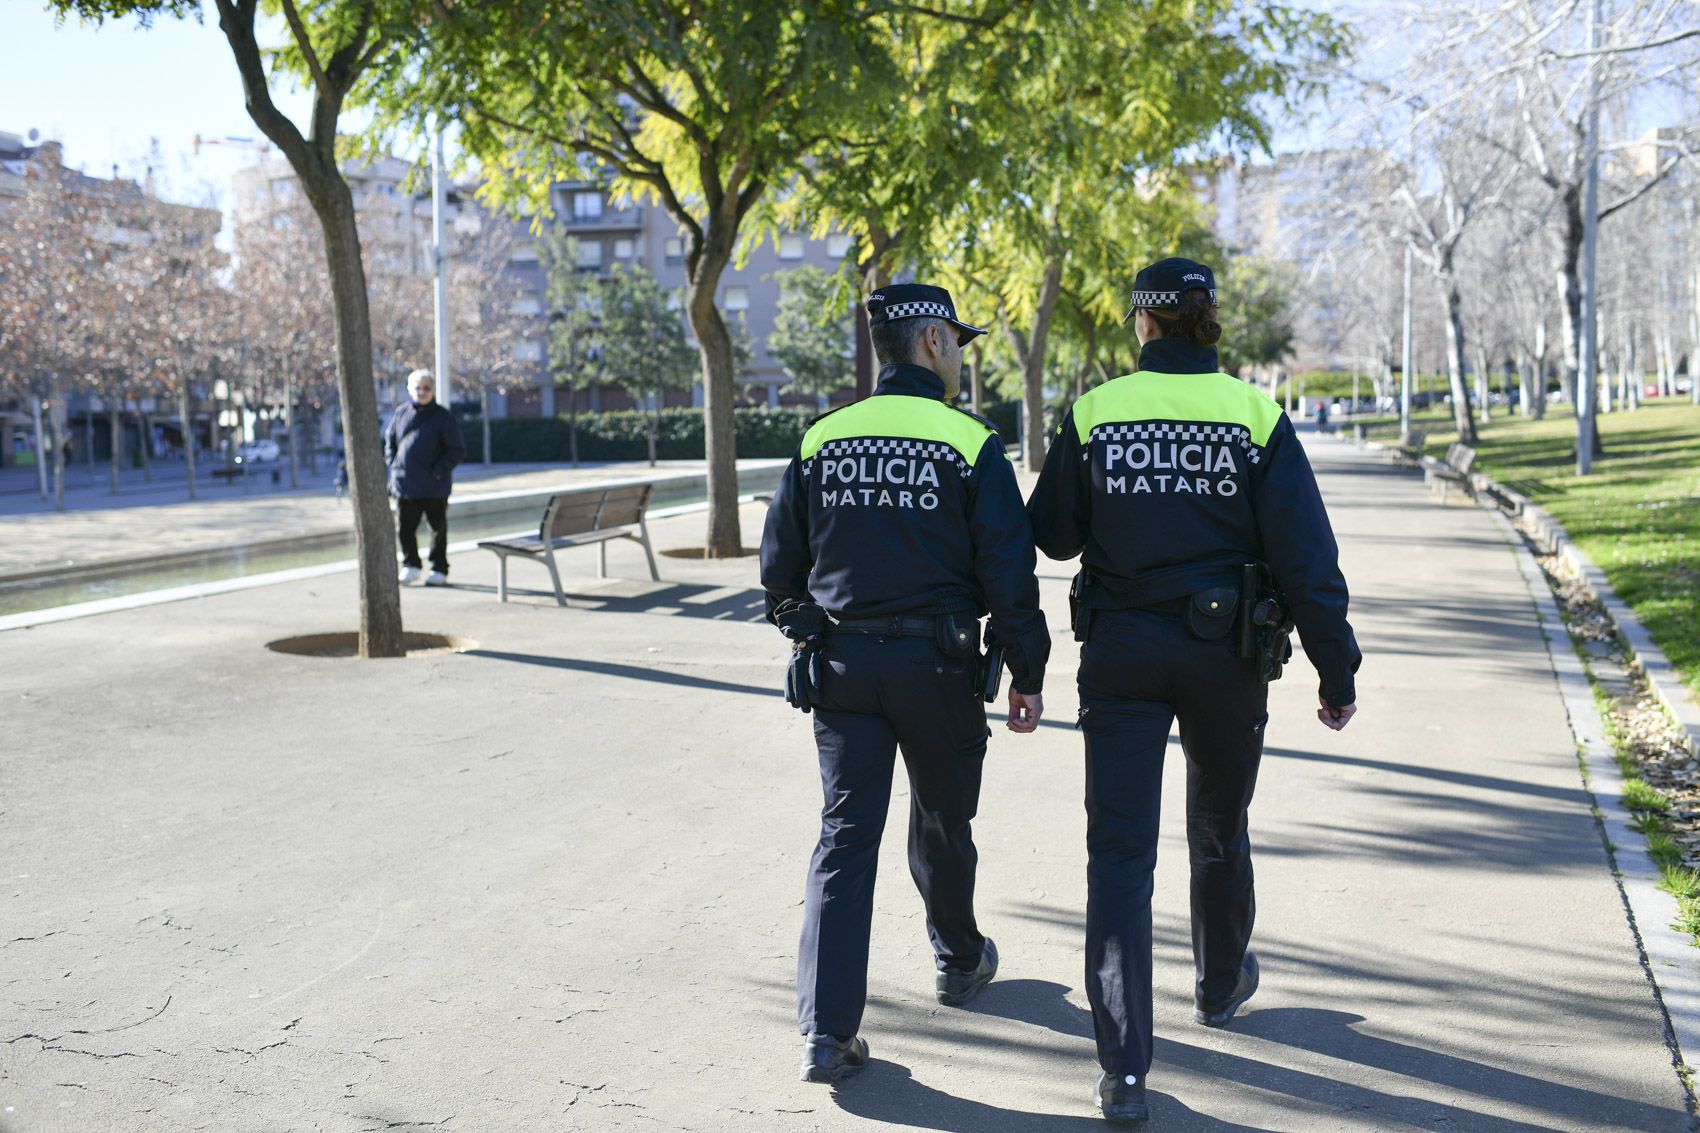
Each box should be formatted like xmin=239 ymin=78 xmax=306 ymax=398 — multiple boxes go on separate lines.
xmin=412 ymin=2 xmax=899 ymax=557
xmin=1217 ymin=256 xmax=1300 ymax=377
xmin=50 ymin=0 xmax=431 ymax=657
xmin=936 ymin=0 xmax=1348 ymax=468
xmin=767 ymin=266 xmax=855 ymax=405
xmin=595 ymin=265 xmax=697 ymax=466
xmin=541 ymin=231 xmax=601 ymax=467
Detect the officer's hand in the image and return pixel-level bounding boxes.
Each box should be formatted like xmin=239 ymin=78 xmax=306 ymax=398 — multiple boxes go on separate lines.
xmin=1007 ymin=690 xmax=1043 ymax=733
xmin=1318 ymin=697 xmax=1356 ymax=731
xmin=786 ymin=638 xmax=824 ymax=713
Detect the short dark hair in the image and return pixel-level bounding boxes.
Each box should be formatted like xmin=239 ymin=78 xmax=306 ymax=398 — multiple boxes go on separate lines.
xmin=870 ymin=316 xmax=946 ymax=367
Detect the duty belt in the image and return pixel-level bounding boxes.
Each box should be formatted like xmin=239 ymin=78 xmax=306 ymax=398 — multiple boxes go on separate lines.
xmin=832 ymin=615 xmax=944 ymax=638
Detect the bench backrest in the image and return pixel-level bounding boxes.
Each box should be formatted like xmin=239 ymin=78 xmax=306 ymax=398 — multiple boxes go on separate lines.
xmin=1447 ymin=443 xmax=1477 ymax=473
xmin=541 ymin=483 xmax=654 ymax=540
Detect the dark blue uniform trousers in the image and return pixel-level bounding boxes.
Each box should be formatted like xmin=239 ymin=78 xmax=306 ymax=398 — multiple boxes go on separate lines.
xmin=797 ymin=633 xmax=990 ymax=1038
xmin=1077 ymin=608 xmax=1267 ymax=1077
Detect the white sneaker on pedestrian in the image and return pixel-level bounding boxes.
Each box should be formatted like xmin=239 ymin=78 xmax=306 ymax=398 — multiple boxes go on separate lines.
xmin=399 ymin=566 xmax=423 ymax=585
xmin=424 ymin=571 xmax=449 ymax=587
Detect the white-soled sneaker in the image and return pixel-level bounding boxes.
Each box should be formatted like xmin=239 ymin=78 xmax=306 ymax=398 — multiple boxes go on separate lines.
xmin=424 ymin=571 xmax=449 ymax=587
xmin=1094 ymin=1071 xmax=1150 ymax=1123
xmin=399 ymin=566 xmax=423 ymax=585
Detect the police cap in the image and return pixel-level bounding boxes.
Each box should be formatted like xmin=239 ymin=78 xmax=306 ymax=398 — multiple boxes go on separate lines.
xmin=867 ymin=283 xmax=986 ymax=346
xmin=1122 ymin=257 xmax=1217 ymax=324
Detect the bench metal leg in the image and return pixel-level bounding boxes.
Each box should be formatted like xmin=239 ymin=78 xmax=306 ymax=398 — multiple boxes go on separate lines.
xmin=637 ymin=520 xmax=660 ymax=581
xmin=598 ymin=540 xmax=608 ymax=579
xmin=497 ymin=554 xmax=509 ymax=602
xmin=544 ymin=549 xmax=567 ymax=607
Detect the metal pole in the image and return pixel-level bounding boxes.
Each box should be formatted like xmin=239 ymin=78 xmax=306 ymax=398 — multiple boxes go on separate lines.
xmin=1577 ymin=0 xmax=1601 ymax=475
xmin=1400 ymin=118 xmax=1415 ymax=443
xmin=431 ymin=122 xmax=452 ymax=409
xmin=32 ymin=395 xmax=47 ymax=500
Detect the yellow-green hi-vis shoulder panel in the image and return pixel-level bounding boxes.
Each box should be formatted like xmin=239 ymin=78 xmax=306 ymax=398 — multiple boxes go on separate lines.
xmin=802 ymin=396 xmax=997 ymax=464
xmin=1072 ymin=372 xmax=1284 ymax=447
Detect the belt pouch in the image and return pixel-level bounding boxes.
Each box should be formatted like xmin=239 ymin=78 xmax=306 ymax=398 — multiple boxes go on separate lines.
xmin=1185 ymin=587 xmax=1239 ymax=641
xmin=936 ymin=614 xmax=977 ymax=659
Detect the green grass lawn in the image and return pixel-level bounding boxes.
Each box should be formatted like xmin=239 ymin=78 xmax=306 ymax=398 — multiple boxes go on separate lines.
xmin=1427 ymin=400 xmax=1700 ymax=700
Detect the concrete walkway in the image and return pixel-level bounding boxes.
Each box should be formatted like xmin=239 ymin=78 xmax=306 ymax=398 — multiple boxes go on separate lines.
xmin=0 ymin=433 xmax=1691 ymax=1131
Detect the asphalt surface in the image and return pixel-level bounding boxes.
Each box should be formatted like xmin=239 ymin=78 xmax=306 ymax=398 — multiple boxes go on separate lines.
xmin=1 ymin=433 xmax=1691 ymax=1131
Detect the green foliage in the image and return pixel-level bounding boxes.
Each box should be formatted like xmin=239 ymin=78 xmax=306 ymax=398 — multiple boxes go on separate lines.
xmin=540 ymin=231 xmax=600 ymax=402
xmin=460 ymin=407 xmax=814 ymax=463
xmin=596 ymin=264 xmax=697 ymax=408
xmin=1218 ymin=256 xmax=1300 ymax=374
xmin=768 ymin=265 xmax=855 ymax=399
xmin=1621 ymin=777 xmax=1671 ymax=814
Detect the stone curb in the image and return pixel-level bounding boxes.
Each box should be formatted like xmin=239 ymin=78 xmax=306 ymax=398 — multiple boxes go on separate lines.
xmin=1352 ymin=434 xmax=1700 ymax=759
xmin=1490 ymin=506 xmax=1700 ymax=1084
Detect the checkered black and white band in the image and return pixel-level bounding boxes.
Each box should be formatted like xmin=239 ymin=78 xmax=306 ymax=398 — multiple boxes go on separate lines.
xmin=804 ymin=435 xmax=973 ymax=479
xmin=880 ymin=300 xmax=954 ymax=322
xmin=1127 ymin=288 xmax=1217 ymax=309
xmin=1087 ymin=420 xmax=1263 ymax=464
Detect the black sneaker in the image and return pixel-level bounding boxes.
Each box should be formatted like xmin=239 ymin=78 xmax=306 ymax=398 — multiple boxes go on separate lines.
xmin=1193 ymin=951 xmax=1259 ymax=1028
xmin=1094 ymin=1071 xmax=1150 ymax=1124
xmin=936 ymin=937 xmax=998 ymax=1006
xmin=799 ymin=1032 xmax=868 ymax=1084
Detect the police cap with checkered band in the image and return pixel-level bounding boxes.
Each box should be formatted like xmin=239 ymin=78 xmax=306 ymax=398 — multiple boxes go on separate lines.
xmin=1122 ymin=257 xmax=1217 ymax=324
xmin=866 ymin=283 xmax=986 ymax=346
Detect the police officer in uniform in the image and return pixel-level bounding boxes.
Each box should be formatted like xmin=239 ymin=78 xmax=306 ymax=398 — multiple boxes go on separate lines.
xmin=1027 ymin=258 xmax=1360 ymax=1123
xmin=761 ymin=283 xmax=1050 ymax=1084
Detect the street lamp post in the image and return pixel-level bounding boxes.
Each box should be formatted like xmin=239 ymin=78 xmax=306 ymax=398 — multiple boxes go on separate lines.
xmin=431 ymin=122 xmax=452 ymax=410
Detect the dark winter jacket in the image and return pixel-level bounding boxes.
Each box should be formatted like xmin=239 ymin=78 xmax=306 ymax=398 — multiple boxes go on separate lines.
xmin=1027 ymin=337 xmax=1360 ymax=707
xmin=383 ymin=400 xmax=465 ymax=500
xmin=760 ymin=362 xmax=1050 ymax=694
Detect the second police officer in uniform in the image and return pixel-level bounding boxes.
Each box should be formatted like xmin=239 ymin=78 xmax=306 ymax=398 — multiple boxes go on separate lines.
xmin=760 ymin=284 xmax=1050 ymax=1085
xmin=1028 ymin=258 xmax=1361 ymax=1123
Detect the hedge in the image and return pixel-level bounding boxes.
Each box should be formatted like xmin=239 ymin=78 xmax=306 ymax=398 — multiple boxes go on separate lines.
xmin=459 ymin=401 xmax=1023 ymax=463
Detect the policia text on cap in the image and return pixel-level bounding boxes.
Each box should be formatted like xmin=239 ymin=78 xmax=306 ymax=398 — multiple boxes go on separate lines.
xmin=759 ymin=283 xmax=1051 ymax=1086
xmin=1027 ymin=256 xmax=1362 ymax=1123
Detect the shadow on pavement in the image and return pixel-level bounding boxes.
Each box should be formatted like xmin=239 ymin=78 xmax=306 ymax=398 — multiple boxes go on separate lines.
xmin=463 ymin=648 xmax=781 ymax=699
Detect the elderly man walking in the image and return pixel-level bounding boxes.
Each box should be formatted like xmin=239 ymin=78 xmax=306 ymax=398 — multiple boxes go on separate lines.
xmin=384 ymin=368 xmax=465 ymax=586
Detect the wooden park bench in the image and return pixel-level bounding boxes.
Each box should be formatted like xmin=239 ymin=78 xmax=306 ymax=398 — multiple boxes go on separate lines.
xmin=478 ymin=483 xmax=661 ymax=606
xmin=1425 ymin=442 xmax=1477 ymax=504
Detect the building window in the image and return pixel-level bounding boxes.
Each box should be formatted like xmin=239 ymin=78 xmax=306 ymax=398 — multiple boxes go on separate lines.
xmin=510 ymin=295 xmax=542 ymax=316
xmin=572 ymin=191 xmax=603 ymax=220
xmin=826 ymin=233 xmax=853 ymax=258
xmin=725 ymin=286 xmax=750 ymax=312
xmin=664 ymin=237 xmax=684 ymax=261
xmin=509 ymin=244 xmax=539 ymax=264
xmin=778 ymin=234 xmax=805 ymax=260
xmin=512 ymin=340 xmax=543 ymax=362
xmin=576 ymin=241 xmax=603 ymax=269
xmin=614 ymin=238 xmax=635 ymax=260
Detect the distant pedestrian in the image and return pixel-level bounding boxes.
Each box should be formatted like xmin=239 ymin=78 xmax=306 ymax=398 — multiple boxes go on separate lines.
xmin=1028 ymin=256 xmax=1361 ymax=1124
xmin=384 ymin=369 xmax=464 ymax=586
xmin=1314 ymin=398 xmax=1330 ymax=432
xmin=334 ymin=456 xmax=349 ymax=502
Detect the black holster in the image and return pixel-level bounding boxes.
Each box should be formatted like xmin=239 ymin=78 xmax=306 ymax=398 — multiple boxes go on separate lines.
xmin=1236 ymin=562 xmax=1294 ymax=683
xmin=1069 ymin=571 xmax=1094 ymax=643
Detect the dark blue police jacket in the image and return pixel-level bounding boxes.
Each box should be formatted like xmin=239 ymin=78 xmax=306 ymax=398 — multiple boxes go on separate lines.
xmin=760 ymin=362 xmax=1050 ymax=695
xmin=1027 ymin=337 xmax=1360 ymax=707
xmin=383 ymin=400 xmax=465 ymax=500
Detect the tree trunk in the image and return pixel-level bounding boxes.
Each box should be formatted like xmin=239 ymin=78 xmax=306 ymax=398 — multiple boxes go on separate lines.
xmin=481 ymin=384 xmax=493 ymax=467
xmin=138 ymin=410 xmax=152 ymax=483
xmin=308 ymin=179 xmax=404 ymax=658
xmin=853 ymin=236 xmax=893 ymax=401
xmin=684 ymin=235 xmax=743 ymax=558
xmin=1439 ymin=272 xmax=1478 ymax=444
xmin=1472 ymin=344 xmax=1490 ymax=422
xmin=647 ymin=399 xmax=659 ymax=468
xmin=109 ymin=399 xmax=122 ymax=494
xmin=179 ymin=383 xmax=199 ymax=501
xmin=31 ymin=392 xmax=48 ymax=501
xmin=568 ymin=388 xmax=579 ymax=467
xmin=970 ymin=340 xmax=985 ymax=415
xmin=49 ymin=378 xmax=66 ymax=513
xmin=286 ymin=369 xmax=301 ymax=489
xmin=1021 ymin=248 xmax=1066 ymax=471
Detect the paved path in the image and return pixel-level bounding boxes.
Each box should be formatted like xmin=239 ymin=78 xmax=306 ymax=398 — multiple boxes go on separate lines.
xmin=0 ymin=433 xmax=1691 ymax=1131
xmin=0 ymin=460 xmax=742 ymax=577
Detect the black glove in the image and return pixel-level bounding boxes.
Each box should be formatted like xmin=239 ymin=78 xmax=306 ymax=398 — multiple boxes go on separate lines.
xmin=785 ymin=636 xmax=824 ymax=713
